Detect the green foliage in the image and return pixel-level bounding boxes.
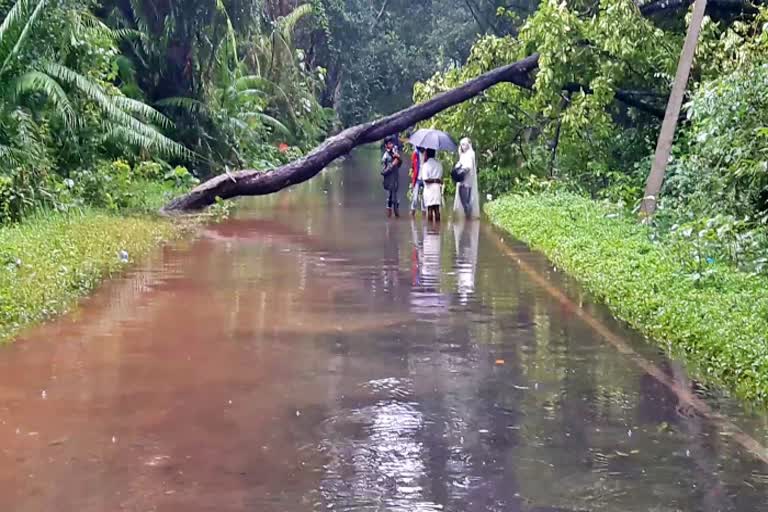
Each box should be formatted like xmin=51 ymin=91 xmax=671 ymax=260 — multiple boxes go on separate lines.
xmin=662 ymin=38 xmax=768 ymax=222
xmin=414 ymin=0 xmax=682 ymax=199
xmin=309 ymin=0 xmax=533 ymax=125
xmin=486 ymin=192 xmax=768 ymax=402
xmin=667 ymin=215 xmax=768 ymax=280
xmin=105 ymin=0 xmax=329 ymax=173
xmin=0 ymin=209 xmax=179 ymax=342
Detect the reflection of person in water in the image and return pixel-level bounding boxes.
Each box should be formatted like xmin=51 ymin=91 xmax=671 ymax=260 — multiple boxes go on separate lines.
xmin=381 ymin=220 xmax=400 ymax=294
xmin=421 ymin=223 xmax=442 ymax=288
xmin=408 ymin=221 xmax=450 ymax=315
xmin=410 ymin=220 xmax=421 ymax=286
xmin=453 ymin=220 xmax=479 ymax=304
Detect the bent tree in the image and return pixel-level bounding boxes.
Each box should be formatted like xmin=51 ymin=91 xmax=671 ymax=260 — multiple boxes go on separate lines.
xmin=161 ymin=0 xmax=726 ymax=213
xmin=162 ymin=52 xmax=668 ymax=212
xmin=162 ymin=54 xmax=540 ymax=211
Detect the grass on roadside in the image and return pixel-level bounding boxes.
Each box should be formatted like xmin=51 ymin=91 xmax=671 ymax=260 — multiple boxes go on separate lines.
xmin=0 ymin=210 xmax=179 ymax=342
xmin=486 ymin=192 xmax=768 ymax=402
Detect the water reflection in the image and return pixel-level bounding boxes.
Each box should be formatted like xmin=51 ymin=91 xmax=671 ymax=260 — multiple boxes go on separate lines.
xmin=453 ymin=220 xmax=479 ymax=304
xmin=2 ymin=149 xmax=768 ymax=512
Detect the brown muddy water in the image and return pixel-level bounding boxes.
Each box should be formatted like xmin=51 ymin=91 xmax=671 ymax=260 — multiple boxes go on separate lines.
xmin=2 ymin=149 xmax=768 ymax=512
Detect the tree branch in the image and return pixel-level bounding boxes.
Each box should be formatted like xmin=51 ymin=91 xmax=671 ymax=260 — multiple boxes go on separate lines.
xmin=162 ymin=54 xmax=540 ymax=211
xmin=371 ymin=0 xmax=390 ymax=28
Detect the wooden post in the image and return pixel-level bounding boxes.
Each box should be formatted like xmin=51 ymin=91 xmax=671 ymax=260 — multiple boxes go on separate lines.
xmin=639 ymin=0 xmax=708 ymax=218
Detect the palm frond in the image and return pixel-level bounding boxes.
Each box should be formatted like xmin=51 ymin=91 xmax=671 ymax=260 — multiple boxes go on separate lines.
xmin=44 ymin=63 xmax=190 ymax=158
xmin=0 ymin=143 xmax=24 ymax=167
xmin=0 ymin=0 xmax=50 ymax=77
xmin=241 ymin=112 xmax=290 ymax=135
xmin=112 ymin=96 xmax=173 ymax=128
xmin=13 ymin=70 xmax=75 ymax=128
xmin=215 ymin=0 xmax=238 ymax=70
xmin=101 ymin=125 xmax=189 ymax=157
xmin=154 ymin=96 xmax=207 ymax=113
xmin=128 ymin=0 xmax=154 ymax=54
xmin=0 ymin=0 xmax=34 ymax=49
xmin=234 ymin=75 xmax=274 ymax=93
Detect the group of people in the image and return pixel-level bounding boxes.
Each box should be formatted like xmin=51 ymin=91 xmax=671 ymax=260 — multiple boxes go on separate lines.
xmin=380 ymin=135 xmax=480 ymax=222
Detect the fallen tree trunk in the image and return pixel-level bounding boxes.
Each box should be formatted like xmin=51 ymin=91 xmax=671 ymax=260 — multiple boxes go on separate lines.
xmin=162 ymin=54 xmax=540 ymax=212
xmin=162 ymin=52 xmax=662 ymax=212
xmin=162 ymin=51 xmax=668 ymax=212
xmin=162 ymin=0 xmax=753 ymax=212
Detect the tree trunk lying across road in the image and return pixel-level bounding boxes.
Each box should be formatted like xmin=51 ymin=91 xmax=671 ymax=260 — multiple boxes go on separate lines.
xmin=162 ymin=53 xmax=667 ymax=211
xmin=162 ymin=54 xmax=540 ymax=212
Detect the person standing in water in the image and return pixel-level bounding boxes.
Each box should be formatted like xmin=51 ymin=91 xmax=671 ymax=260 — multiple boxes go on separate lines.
xmin=409 ymin=146 xmax=425 ymax=217
xmin=453 ymin=137 xmax=480 ymax=219
xmin=381 ymin=136 xmax=402 ymax=218
xmin=421 ymin=148 xmax=444 ymax=222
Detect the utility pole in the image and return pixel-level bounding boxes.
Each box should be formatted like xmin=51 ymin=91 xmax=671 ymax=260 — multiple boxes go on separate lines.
xmin=640 ymin=0 xmax=708 ymax=218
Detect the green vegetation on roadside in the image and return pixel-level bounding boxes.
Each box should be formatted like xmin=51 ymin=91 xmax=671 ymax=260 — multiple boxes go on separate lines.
xmin=0 ymin=168 xmax=229 ymax=343
xmin=0 ymin=209 xmax=179 ymax=342
xmin=486 ymin=193 xmax=768 ymax=402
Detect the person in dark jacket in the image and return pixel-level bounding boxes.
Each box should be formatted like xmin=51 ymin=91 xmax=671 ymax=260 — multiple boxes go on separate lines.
xmin=381 ymin=136 xmax=402 ymax=218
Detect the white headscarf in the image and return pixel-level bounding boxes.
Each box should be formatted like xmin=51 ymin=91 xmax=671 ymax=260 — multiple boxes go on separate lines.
xmin=453 ymin=137 xmax=481 ymax=219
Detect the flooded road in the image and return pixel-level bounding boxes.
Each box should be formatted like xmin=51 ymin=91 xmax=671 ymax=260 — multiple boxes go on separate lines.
xmin=3 ymin=149 xmax=768 ymax=511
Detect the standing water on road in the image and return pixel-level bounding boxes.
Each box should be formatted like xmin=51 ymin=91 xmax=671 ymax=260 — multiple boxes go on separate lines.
xmin=2 ymin=149 xmax=768 ymax=512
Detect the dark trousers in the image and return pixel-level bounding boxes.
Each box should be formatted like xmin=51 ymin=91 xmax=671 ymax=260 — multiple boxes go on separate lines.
xmin=386 ymin=182 xmax=399 ymax=209
xmin=459 ymin=185 xmax=472 ymax=216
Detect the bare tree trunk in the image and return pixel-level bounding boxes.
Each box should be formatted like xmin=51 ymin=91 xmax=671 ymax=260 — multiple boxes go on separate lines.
xmin=161 ymin=54 xmax=540 ymax=212
xmin=640 ymin=0 xmax=708 ymax=218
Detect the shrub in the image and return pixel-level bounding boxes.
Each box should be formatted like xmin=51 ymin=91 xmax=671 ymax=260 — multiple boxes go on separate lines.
xmin=486 ymin=192 xmax=768 ymax=402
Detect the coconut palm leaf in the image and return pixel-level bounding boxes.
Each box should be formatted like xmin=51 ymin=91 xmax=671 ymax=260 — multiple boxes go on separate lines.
xmin=277 ymin=4 xmax=312 ymax=46
xmin=112 ymin=96 xmax=173 ymax=128
xmin=13 ymin=70 xmax=76 ymax=128
xmin=44 ymin=63 xmax=189 ymax=158
xmin=0 ymin=0 xmax=34 ymax=48
xmin=0 ymin=144 xmax=24 ymax=166
xmin=155 ymin=96 xmax=207 ymax=113
xmin=0 ymin=0 xmax=50 ymax=76
xmin=241 ymin=112 xmax=290 ymax=135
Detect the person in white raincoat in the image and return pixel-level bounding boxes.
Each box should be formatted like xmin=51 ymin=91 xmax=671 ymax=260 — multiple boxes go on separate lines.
xmin=453 ymin=138 xmax=480 ymax=219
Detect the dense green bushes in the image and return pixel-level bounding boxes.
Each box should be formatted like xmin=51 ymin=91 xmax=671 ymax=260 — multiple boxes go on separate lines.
xmin=487 ymin=193 xmax=768 ymax=401
xmin=0 ymin=0 xmax=333 ymax=225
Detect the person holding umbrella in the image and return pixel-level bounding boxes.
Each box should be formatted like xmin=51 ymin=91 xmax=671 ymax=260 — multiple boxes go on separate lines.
xmin=420 ymin=148 xmax=444 ymax=222
xmin=408 ymin=128 xmax=457 ymax=223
